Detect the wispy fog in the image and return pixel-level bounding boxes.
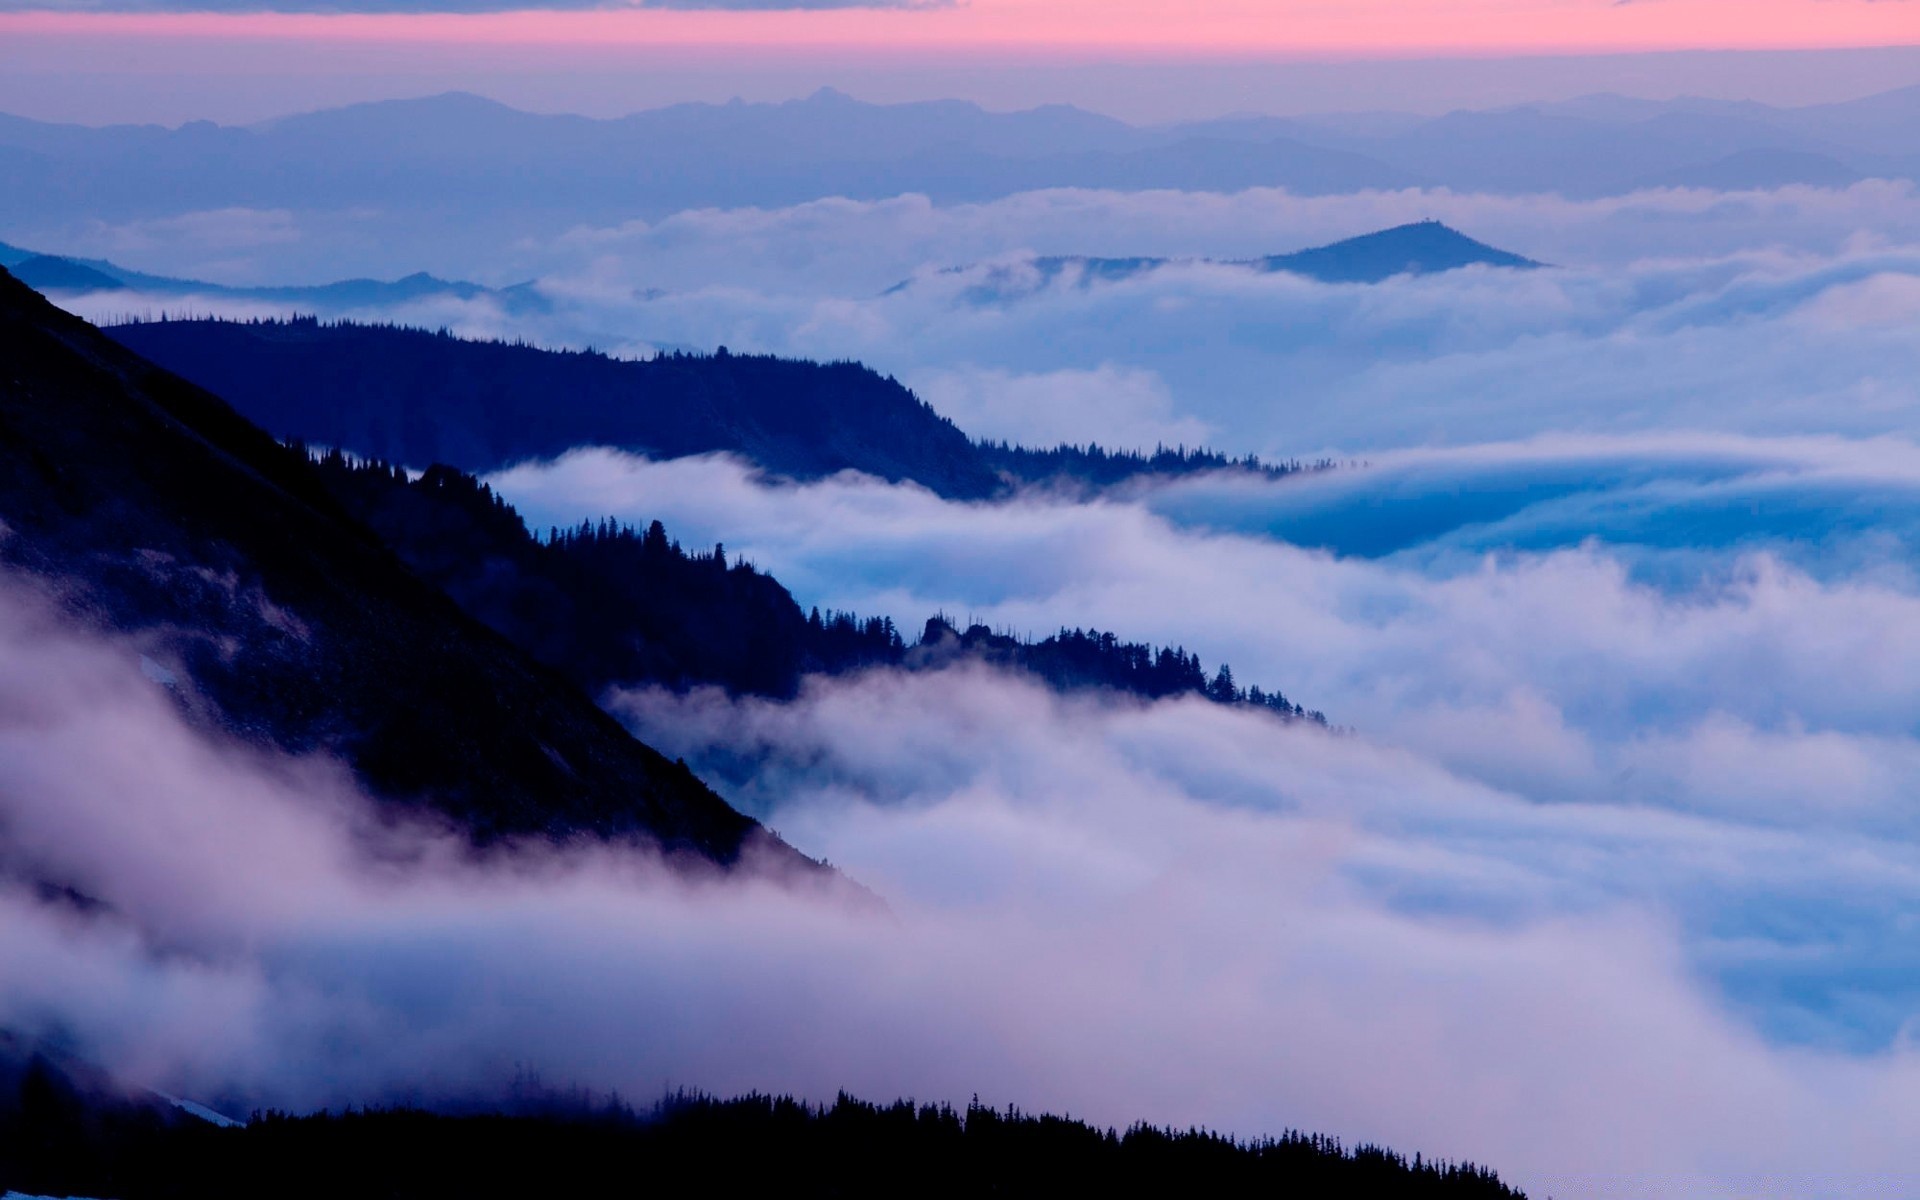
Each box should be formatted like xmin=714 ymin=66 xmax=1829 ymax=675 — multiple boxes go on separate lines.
xmin=492 ymin=437 xmax=1920 ymax=1043
xmin=7 ymin=561 xmax=1920 ymax=1200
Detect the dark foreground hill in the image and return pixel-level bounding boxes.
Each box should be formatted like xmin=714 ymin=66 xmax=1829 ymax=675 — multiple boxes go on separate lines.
xmin=103 ymin=317 xmax=1309 ymax=498
xmin=1 ymin=1058 xmax=1524 ymax=1200
xmin=306 ymin=452 xmax=1327 ymax=726
xmin=0 ymin=264 xmax=802 ymax=864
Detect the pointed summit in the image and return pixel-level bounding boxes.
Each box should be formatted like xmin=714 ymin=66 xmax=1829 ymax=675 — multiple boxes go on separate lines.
xmin=1259 ymin=221 xmax=1541 ymax=282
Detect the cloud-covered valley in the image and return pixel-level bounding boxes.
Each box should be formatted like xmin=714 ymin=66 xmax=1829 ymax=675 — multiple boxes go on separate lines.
xmin=491 ymin=436 xmax=1920 ymax=1048
xmin=53 ymin=181 xmax=1920 ymax=461
xmin=9 ymin=544 xmax=1920 ymax=1200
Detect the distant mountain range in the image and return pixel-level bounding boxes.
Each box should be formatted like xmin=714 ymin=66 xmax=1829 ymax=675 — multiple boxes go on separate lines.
xmin=2 ymin=84 xmax=1912 ymax=211
xmin=2 ymin=84 xmax=1914 ymax=282
xmin=908 ymin=221 xmax=1539 ymax=301
xmin=0 ymin=263 xmax=804 ymax=866
xmin=0 ymin=238 xmax=537 ymax=314
xmin=3 ymin=220 xmax=1535 ymax=317
xmin=105 ymin=316 xmax=1314 ymax=498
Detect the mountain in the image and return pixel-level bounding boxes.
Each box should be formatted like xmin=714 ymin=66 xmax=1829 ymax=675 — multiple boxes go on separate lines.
xmin=6 ymin=86 xmax=1911 ymax=284
xmin=107 ymin=317 xmax=1004 ymax=497
xmin=9 ymin=253 xmax=126 ymax=292
xmin=0 ymin=89 xmax=1411 ymax=273
xmin=914 ymin=221 xmax=1540 ymax=301
xmin=1632 ymin=147 xmax=1866 ymax=191
xmin=103 ymin=317 xmax=1309 ymax=498
xmin=0 ymin=264 xmax=805 ymax=865
xmin=0 ymin=1032 xmax=218 ymax=1199
xmin=1769 ymin=83 xmax=1920 ymax=157
xmin=0 ymin=242 xmax=529 ymax=313
xmin=300 ymin=451 xmax=1328 ymax=730
xmin=1256 ymin=220 xmax=1540 ymax=281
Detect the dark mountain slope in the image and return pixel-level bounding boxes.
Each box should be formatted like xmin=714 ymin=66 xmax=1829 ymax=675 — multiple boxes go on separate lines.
xmin=0 ymin=265 xmax=796 ymax=864
xmin=108 ymin=318 xmax=1003 ymax=498
xmin=303 ymin=452 xmax=1327 ymax=725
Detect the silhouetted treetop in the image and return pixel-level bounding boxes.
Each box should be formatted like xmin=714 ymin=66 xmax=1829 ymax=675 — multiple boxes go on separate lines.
xmin=303 ymin=449 xmax=1329 ymax=725
xmin=0 ymin=1055 xmax=1526 ymax=1200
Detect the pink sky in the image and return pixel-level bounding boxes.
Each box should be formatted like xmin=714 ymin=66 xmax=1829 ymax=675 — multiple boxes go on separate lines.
xmin=4 ymin=0 xmax=1918 ymax=58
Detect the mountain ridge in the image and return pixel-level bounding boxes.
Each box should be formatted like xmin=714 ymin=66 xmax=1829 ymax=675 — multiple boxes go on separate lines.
xmin=0 ymin=264 xmax=808 ymax=867
xmin=103 ymin=316 xmax=1314 ymax=499
xmin=903 ymin=220 xmax=1540 ymax=300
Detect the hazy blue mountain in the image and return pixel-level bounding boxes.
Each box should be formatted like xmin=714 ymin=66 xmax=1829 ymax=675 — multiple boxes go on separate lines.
xmin=1634 ymin=148 xmax=1866 ymax=191
xmin=914 ymin=221 xmax=1540 ymax=301
xmin=0 ymin=264 xmax=807 ymax=864
xmin=1316 ymin=107 xmax=1827 ymax=197
xmin=9 ymin=254 xmax=126 ymax=292
xmin=1769 ymin=84 xmax=1920 ymax=157
xmin=1256 ymin=219 xmax=1539 ymax=280
xmin=1 ymin=241 xmax=532 ymax=311
xmin=0 ymin=88 xmax=1412 ymax=241
xmin=4 ymin=85 xmax=1909 ymax=286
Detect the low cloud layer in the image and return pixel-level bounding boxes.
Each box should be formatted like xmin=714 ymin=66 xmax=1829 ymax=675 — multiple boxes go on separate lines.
xmin=51 ymin=183 xmax=1920 ymax=459
xmin=39 ymin=178 xmax=1920 ymax=292
xmin=6 ymin=559 xmax=1920 ymax=1200
xmin=492 ymin=437 xmax=1920 ymax=1050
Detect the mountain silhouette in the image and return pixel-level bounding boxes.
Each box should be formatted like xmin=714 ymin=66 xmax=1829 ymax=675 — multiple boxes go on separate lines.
xmin=1255 ymin=220 xmax=1540 ymax=281
xmin=0 ymin=264 xmax=806 ymax=865
xmin=1 ymin=241 xmax=522 ymax=311
xmin=300 ymin=450 xmax=1328 ymax=732
xmin=0 ymin=1075 xmax=1527 ymax=1200
xmin=105 ymin=317 xmax=1308 ymax=497
xmin=912 ymin=221 xmax=1540 ymax=301
xmin=9 ymin=253 xmax=128 ymax=292
xmin=7 ymin=84 xmax=1908 ymax=284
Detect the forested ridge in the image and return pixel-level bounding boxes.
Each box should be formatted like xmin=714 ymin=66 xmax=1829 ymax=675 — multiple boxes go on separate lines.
xmin=0 ymin=263 xmax=791 ymax=858
xmin=0 ymin=1049 xmax=1523 ymax=1200
xmin=308 ymin=450 xmax=1329 ymax=724
xmin=106 ymin=316 xmax=1322 ymax=498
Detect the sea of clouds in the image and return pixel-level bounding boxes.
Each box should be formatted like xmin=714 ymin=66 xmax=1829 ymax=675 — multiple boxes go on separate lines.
xmin=18 ymin=178 xmax=1920 ymax=1197
xmin=55 ymin=181 xmax=1920 ymax=459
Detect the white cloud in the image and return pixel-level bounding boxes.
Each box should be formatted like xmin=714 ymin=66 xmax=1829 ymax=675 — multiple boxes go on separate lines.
xmin=909 ymin=363 xmax=1212 ymax=449
xmin=9 ymin=571 xmax=1920 ymax=1199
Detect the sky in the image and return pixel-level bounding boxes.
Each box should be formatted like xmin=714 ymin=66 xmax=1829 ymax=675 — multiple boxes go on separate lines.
xmin=0 ymin=1 xmax=1917 ymax=124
